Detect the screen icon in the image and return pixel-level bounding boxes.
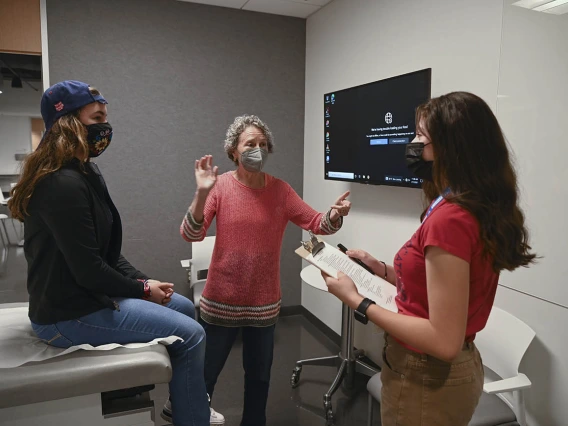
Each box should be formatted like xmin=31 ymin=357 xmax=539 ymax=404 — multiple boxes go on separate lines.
xmin=326 ymin=120 xmax=330 ymax=127
xmin=325 ymin=107 xmax=330 ymax=117
xmin=326 ymin=132 xmax=330 ymax=141
xmin=331 ymin=94 xmax=335 ymax=104
xmin=326 ymin=144 xmax=330 ymax=153
xmin=326 ymin=155 xmax=330 ymax=163
xmin=325 ymin=95 xmax=330 ymax=103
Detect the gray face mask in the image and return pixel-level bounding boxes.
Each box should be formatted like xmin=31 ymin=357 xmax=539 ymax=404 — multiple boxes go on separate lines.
xmin=239 ymin=147 xmax=268 ymax=173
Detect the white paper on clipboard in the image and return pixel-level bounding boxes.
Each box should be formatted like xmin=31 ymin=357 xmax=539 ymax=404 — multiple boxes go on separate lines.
xmin=296 ymin=239 xmax=398 ymax=312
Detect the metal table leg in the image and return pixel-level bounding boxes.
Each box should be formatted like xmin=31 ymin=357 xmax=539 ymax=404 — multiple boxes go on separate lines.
xmin=290 ymin=303 xmax=380 ymax=424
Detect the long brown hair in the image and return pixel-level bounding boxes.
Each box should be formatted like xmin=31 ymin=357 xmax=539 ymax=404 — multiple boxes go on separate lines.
xmin=417 ymin=91 xmax=536 ymax=272
xmin=7 ymin=93 xmax=97 ymax=221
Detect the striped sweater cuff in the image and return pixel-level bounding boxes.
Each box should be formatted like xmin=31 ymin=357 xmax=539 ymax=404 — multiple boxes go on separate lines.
xmin=181 ymin=209 xmax=204 ymax=241
xmin=186 ymin=209 xmax=204 ymax=228
xmin=320 ymin=209 xmax=343 ymax=234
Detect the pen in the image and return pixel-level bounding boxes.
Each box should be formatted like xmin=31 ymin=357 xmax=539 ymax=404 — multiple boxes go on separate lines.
xmin=337 ymin=243 xmax=375 ymax=275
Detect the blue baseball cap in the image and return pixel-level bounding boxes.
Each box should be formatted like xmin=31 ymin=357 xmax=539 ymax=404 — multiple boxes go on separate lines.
xmin=40 ymin=80 xmax=108 ymax=145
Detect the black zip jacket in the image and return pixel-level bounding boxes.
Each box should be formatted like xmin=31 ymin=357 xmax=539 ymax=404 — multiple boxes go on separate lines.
xmin=25 ymin=159 xmax=146 ymax=324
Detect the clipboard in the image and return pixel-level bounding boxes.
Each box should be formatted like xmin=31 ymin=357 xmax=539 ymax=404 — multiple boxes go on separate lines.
xmin=296 ymin=232 xmax=398 ymax=313
xmin=296 ymin=231 xmax=326 ymax=258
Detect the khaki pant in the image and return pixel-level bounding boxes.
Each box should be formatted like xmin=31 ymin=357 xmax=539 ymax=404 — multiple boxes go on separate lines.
xmin=380 ymin=334 xmax=484 ymax=426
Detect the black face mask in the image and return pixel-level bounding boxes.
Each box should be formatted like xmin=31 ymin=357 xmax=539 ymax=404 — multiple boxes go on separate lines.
xmin=405 ymin=142 xmax=433 ymax=181
xmin=85 ymin=123 xmax=113 ymax=157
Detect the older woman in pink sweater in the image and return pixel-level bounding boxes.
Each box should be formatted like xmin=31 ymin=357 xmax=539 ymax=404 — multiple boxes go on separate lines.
xmin=179 ymin=115 xmax=350 ymax=426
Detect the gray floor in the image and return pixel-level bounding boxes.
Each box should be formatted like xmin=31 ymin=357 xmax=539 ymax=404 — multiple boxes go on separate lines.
xmin=0 ymin=209 xmax=377 ymax=426
xmin=205 ymin=314 xmax=373 ymax=426
xmin=152 ymin=313 xmax=375 ymax=426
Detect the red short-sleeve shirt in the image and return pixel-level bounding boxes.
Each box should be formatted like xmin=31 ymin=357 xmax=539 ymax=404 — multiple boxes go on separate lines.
xmin=393 ymin=199 xmax=499 ymax=345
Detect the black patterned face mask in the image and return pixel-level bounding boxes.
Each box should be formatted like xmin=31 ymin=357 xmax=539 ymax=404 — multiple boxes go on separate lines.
xmin=85 ymin=123 xmax=113 ymax=157
xmin=405 ymin=142 xmax=433 ymax=181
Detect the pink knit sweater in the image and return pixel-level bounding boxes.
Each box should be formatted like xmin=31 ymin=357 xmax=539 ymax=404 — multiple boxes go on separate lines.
xmin=180 ymin=172 xmax=342 ymax=327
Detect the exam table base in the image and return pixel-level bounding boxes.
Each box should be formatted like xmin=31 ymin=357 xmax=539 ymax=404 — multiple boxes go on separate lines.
xmin=0 ymin=392 xmax=156 ymax=426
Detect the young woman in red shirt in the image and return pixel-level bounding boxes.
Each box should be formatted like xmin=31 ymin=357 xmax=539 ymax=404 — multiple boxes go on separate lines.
xmin=323 ymin=91 xmax=536 ymax=426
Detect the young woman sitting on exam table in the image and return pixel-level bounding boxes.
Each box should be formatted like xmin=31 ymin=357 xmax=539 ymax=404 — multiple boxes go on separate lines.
xmin=9 ymin=80 xmax=211 ymax=426
xmin=322 ymin=92 xmax=536 ymax=426
xmin=180 ymin=114 xmax=351 ymax=426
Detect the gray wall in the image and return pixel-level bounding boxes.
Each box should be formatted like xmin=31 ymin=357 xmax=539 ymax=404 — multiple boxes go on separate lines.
xmin=46 ymin=0 xmax=306 ymax=306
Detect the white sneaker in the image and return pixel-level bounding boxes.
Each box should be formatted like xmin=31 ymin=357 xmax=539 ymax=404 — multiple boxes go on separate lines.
xmin=160 ymin=398 xmax=225 ymax=425
xmin=209 ymin=407 xmax=225 ymax=425
xmin=160 ymin=398 xmax=172 ymax=423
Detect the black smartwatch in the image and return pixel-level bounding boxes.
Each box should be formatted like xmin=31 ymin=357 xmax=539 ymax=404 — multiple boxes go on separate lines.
xmin=354 ymin=297 xmax=376 ymax=325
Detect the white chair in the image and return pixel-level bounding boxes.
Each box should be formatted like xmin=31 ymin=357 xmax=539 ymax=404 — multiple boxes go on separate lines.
xmin=366 ymin=306 xmax=535 ymax=426
xmin=1 ymin=189 xmax=23 ymax=247
xmin=0 ymin=245 xmax=8 ymax=276
xmin=0 ymin=190 xmax=11 ymax=246
xmin=0 ymin=214 xmax=9 ymax=248
xmin=474 ymin=306 xmax=535 ymax=426
xmin=0 ymin=190 xmax=10 ymax=206
xmin=180 ymin=236 xmax=216 ymax=310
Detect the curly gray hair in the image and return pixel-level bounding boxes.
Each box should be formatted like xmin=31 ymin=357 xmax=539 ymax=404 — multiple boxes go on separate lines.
xmin=224 ymin=115 xmax=274 ymax=165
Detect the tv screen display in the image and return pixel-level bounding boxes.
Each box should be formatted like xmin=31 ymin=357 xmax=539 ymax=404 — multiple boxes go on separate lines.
xmin=324 ymin=68 xmax=431 ymax=188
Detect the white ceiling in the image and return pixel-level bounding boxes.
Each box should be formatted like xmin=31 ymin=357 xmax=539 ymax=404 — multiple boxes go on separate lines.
xmin=176 ymin=0 xmax=333 ymax=19
xmin=512 ymin=0 xmax=568 ymax=14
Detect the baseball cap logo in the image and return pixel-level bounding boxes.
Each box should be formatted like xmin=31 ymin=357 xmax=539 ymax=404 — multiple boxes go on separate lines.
xmin=54 ymin=102 xmax=64 ymax=111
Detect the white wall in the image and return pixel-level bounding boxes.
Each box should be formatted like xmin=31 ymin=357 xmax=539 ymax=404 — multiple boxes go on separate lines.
xmin=0 ymin=81 xmax=41 ymax=175
xmin=0 ymin=80 xmax=42 ymax=117
xmin=497 ymin=2 xmax=568 ymax=307
xmin=303 ymin=0 xmax=503 ymax=353
xmin=491 ymin=3 xmax=568 ymax=425
xmin=0 ymin=116 xmax=31 ymax=175
xmin=303 ymin=0 xmax=568 ymax=425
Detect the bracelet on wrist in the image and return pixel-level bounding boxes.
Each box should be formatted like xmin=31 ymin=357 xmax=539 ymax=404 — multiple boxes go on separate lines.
xmin=138 ymin=279 xmax=152 ymax=300
xmin=379 ymin=261 xmax=388 ymax=279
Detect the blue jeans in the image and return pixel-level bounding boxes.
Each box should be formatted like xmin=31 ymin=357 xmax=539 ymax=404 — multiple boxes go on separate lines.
xmin=200 ymin=319 xmax=275 ymax=426
xmin=31 ymin=293 xmax=209 ymax=426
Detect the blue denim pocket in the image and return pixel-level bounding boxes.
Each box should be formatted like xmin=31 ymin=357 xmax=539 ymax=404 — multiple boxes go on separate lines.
xmin=31 ymin=322 xmax=73 ymax=348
